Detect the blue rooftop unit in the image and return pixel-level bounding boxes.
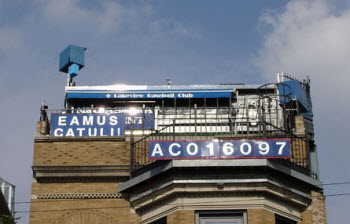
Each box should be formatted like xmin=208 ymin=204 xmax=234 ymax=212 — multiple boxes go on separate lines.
xmin=59 ymin=45 xmax=86 ymax=77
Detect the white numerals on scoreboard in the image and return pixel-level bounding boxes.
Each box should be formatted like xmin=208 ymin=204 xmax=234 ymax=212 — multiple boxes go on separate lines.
xmin=149 ymin=139 xmax=291 ymax=160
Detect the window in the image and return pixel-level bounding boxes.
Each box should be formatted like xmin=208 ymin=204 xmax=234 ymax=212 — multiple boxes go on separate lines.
xmin=196 ymin=211 xmax=246 ymax=224
xmin=150 ymin=217 xmax=167 ymax=224
xmin=275 ymin=215 xmax=297 ymax=224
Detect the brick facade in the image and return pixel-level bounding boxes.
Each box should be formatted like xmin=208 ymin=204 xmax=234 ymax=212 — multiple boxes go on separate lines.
xmin=33 ymin=139 xmax=128 ymax=166
xmin=299 ymin=191 xmax=327 ymax=224
xmin=30 ymin=120 xmax=327 ymax=224
xmin=30 ymin=122 xmax=137 ymax=224
xmin=247 ymin=209 xmax=275 ymax=224
xmin=167 ymin=210 xmax=195 ymax=224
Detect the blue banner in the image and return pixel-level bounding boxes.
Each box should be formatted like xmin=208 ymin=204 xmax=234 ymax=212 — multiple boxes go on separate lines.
xmin=125 ymin=112 xmax=154 ymax=130
xmin=149 ymin=139 xmax=290 ymax=160
xmin=51 ymin=113 xmax=125 ymax=137
xmin=74 ymin=108 xmax=155 ymax=130
xmin=66 ymin=90 xmax=233 ymax=99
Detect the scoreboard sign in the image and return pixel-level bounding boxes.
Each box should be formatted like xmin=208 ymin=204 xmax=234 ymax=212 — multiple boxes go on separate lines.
xmin=149 ymin=139 xmax=290 ymax=160
xmin=51 ymin=113 xmax=125 ymax=137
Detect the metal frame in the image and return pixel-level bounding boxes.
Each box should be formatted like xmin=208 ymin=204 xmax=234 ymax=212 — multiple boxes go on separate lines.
xmin=195 ymin=210 xmax=247 ymax=224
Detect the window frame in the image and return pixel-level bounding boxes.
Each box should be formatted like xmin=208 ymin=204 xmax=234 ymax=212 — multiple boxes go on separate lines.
xmin=195 ymin=210 xmax=247 ymax=224
xmin=275 ymin=215 xmax=297 ymax=224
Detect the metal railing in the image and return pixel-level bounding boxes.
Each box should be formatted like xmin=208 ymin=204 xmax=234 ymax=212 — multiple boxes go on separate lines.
xmin=130 ymin=118 xmax=310 ymax=175
xmin=38 ymin=81 xmax=312 ymax=177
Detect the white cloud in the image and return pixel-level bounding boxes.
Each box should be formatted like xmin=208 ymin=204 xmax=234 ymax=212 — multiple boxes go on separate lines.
xmin=150 ymin=18 xmax=198 ymax=39
xmin=32 ymin=0 xmax=197 ymax=38
xmin=255 ymin=0 xmax=350 ymax=204
xmin=255 ymin=3 xmax=350 ymax=222
xmin=40 ymin=0 xmax=126 ymax=34
xmin=256 ymin=0 xmax=350 ymax=91
xmin=255 ymin=0 xmax=350 ymax=118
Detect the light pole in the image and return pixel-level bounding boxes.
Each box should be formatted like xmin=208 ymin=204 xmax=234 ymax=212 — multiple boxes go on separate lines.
xmin=128 ymin=107 xmax=138 ymax=177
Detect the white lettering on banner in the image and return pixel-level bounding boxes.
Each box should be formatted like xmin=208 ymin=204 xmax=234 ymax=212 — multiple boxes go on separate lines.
xmin=51 ymin=127 xmax=122 ymax=137
xmin=109 ymin=116 xmax=118 ymax=125
xmin=70 ymin=116 xmax=79 ymax=125
xmin=58 ymin=116 xmax=67 ymax=126
xmin=88 ymin=128 xmax=97 ymax=136
xmin=186 ymin=143 xmax=198 ymax=155
xmin=152 ymin=144 xmax=164 ymax=157
xmin=125 ymin=117 xmax=142 ymax=125
xmin=177 ymin=93 xmax=194 ymax=98
xmin=169 ymin=143 xmax=181 ymax=156
xmin=83 ymin=116 xmax=93 ymax=125
xmin=76 ymin=107 xmax=154 ymax=115
xmin=147 ymin=93 xmax=175 ymax=98
xmin=100 ymin=128 xmax=106 ymax=136
xmin=148 ymin=139 xmax=291 ymax=160
xmin=222 ymin=142 xmax=234 ymax=155
xmin=133 ymin=94 xmax=143 ymax=98
xmin=258 ymin=142 xmax=269 ymax=155
xmin=97 ymin=116 xmax=106 ymax=125
xmin=276 ymin=142 xmax=286 ymax=155
xmin=77 ymin=128 xmax=85 ymax=136
xmin=51 ymin=114 xmax=125 ymax=137
xmin=66 ymin=129 xmax=74 ymax=137
xmin=206 ymin=143 xmax=215 ymax=155
xmin=240 ymin=142 xmax=252 ymax=155
xmin=54 ymin=128 xmax=63 ymax=136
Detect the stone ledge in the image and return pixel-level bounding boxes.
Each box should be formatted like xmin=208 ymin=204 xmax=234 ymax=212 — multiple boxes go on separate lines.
xmin=33 ymin=165 xmax=130 ymax=181
xmin=34 ymin=193 xmax=124 ymax=199
xmin=34 ymin=136 xmax=126 ymax=142
xmin=120 ymin=159 xmax=322 ymax=193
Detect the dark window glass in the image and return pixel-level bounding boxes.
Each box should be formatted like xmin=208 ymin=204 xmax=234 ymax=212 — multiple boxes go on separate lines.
xmin=151 ymin=217 xmax=167 ymax=224
xmin=275 ymin=215 xmax=297 ymax=224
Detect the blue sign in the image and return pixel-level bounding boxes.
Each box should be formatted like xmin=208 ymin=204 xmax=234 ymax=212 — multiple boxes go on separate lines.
xmin=66 ymin=89 xmax=233 ymax=99
xmin=149 ymin=139 xmax=290 ymax=160
xmin=125 ymin=112 xmax=154 ymax=130
xmin=74 ymin=108 xmax=155 ymax=130
xmin=51 ymin=113 xmax=125 ymax=137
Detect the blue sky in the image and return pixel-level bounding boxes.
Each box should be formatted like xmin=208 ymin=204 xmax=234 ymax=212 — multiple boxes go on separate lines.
xmin=0 ymin=0 xmax=349 ymax=223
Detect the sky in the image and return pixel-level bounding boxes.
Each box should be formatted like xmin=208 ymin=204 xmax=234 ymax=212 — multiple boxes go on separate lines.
xmin=0 ymin=0 xmax=349 ymax=223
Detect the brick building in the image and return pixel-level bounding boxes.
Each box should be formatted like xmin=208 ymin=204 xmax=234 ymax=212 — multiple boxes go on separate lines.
xmin=30 ymin=47 xmax=326 ymax=223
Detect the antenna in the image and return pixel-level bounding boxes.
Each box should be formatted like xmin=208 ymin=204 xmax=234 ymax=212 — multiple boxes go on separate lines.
xmin=59 ymin=45 xmax=87 ymax=86
xmin=166 ymin=78 xmax=171 ymax=88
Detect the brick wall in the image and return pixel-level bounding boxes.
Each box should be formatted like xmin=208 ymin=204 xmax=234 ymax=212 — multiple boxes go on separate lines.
xmin=30 ymin=198 xmax=139 ymax=224
xmin=299 ymin=191 xmax=327 ymax=224
xmin=248 ymin=209 xmax=275 ymax=224
xmin=30 ymin=124 xmax=135 ymax=223
xmin=167 ymin=210 xmax=195 ymax=224
xmin=33 ymin=139 xmax=129 ymax=166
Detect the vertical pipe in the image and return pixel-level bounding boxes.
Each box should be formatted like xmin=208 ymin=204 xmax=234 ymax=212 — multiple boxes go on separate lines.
xmin=229 ymin=96 xmax=233 ymax=137
xmin=173 ymin=119 xmax=175 ymax=142
xmin=129 ymin=118 xmax=134 ymax=177
xmin=189 ymin=98 xmax=191 ymax=136
xmin=142 ymin=104 xmax=145 ymax=135
xmin=204 ymin=98 xmax=207 ymax=134
xmin=262 ymin=98 xmax=267 ymax=138
xmin=296 ymin=96 xmax=300 ymax=116
xmin=235 ymin=90 xmax=239 ymax=134
xmin=143 ymin=137 xmax=146 ymax=166
xmin=216 ymin=98 xmax=219 ymax=135
xmin=283 ymin=85 xmax=287 ymax=134
xmin=276 ymin=97 xmax=279 ymax=130
xmin=194 ymin=104 xmax=197 ymax=136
